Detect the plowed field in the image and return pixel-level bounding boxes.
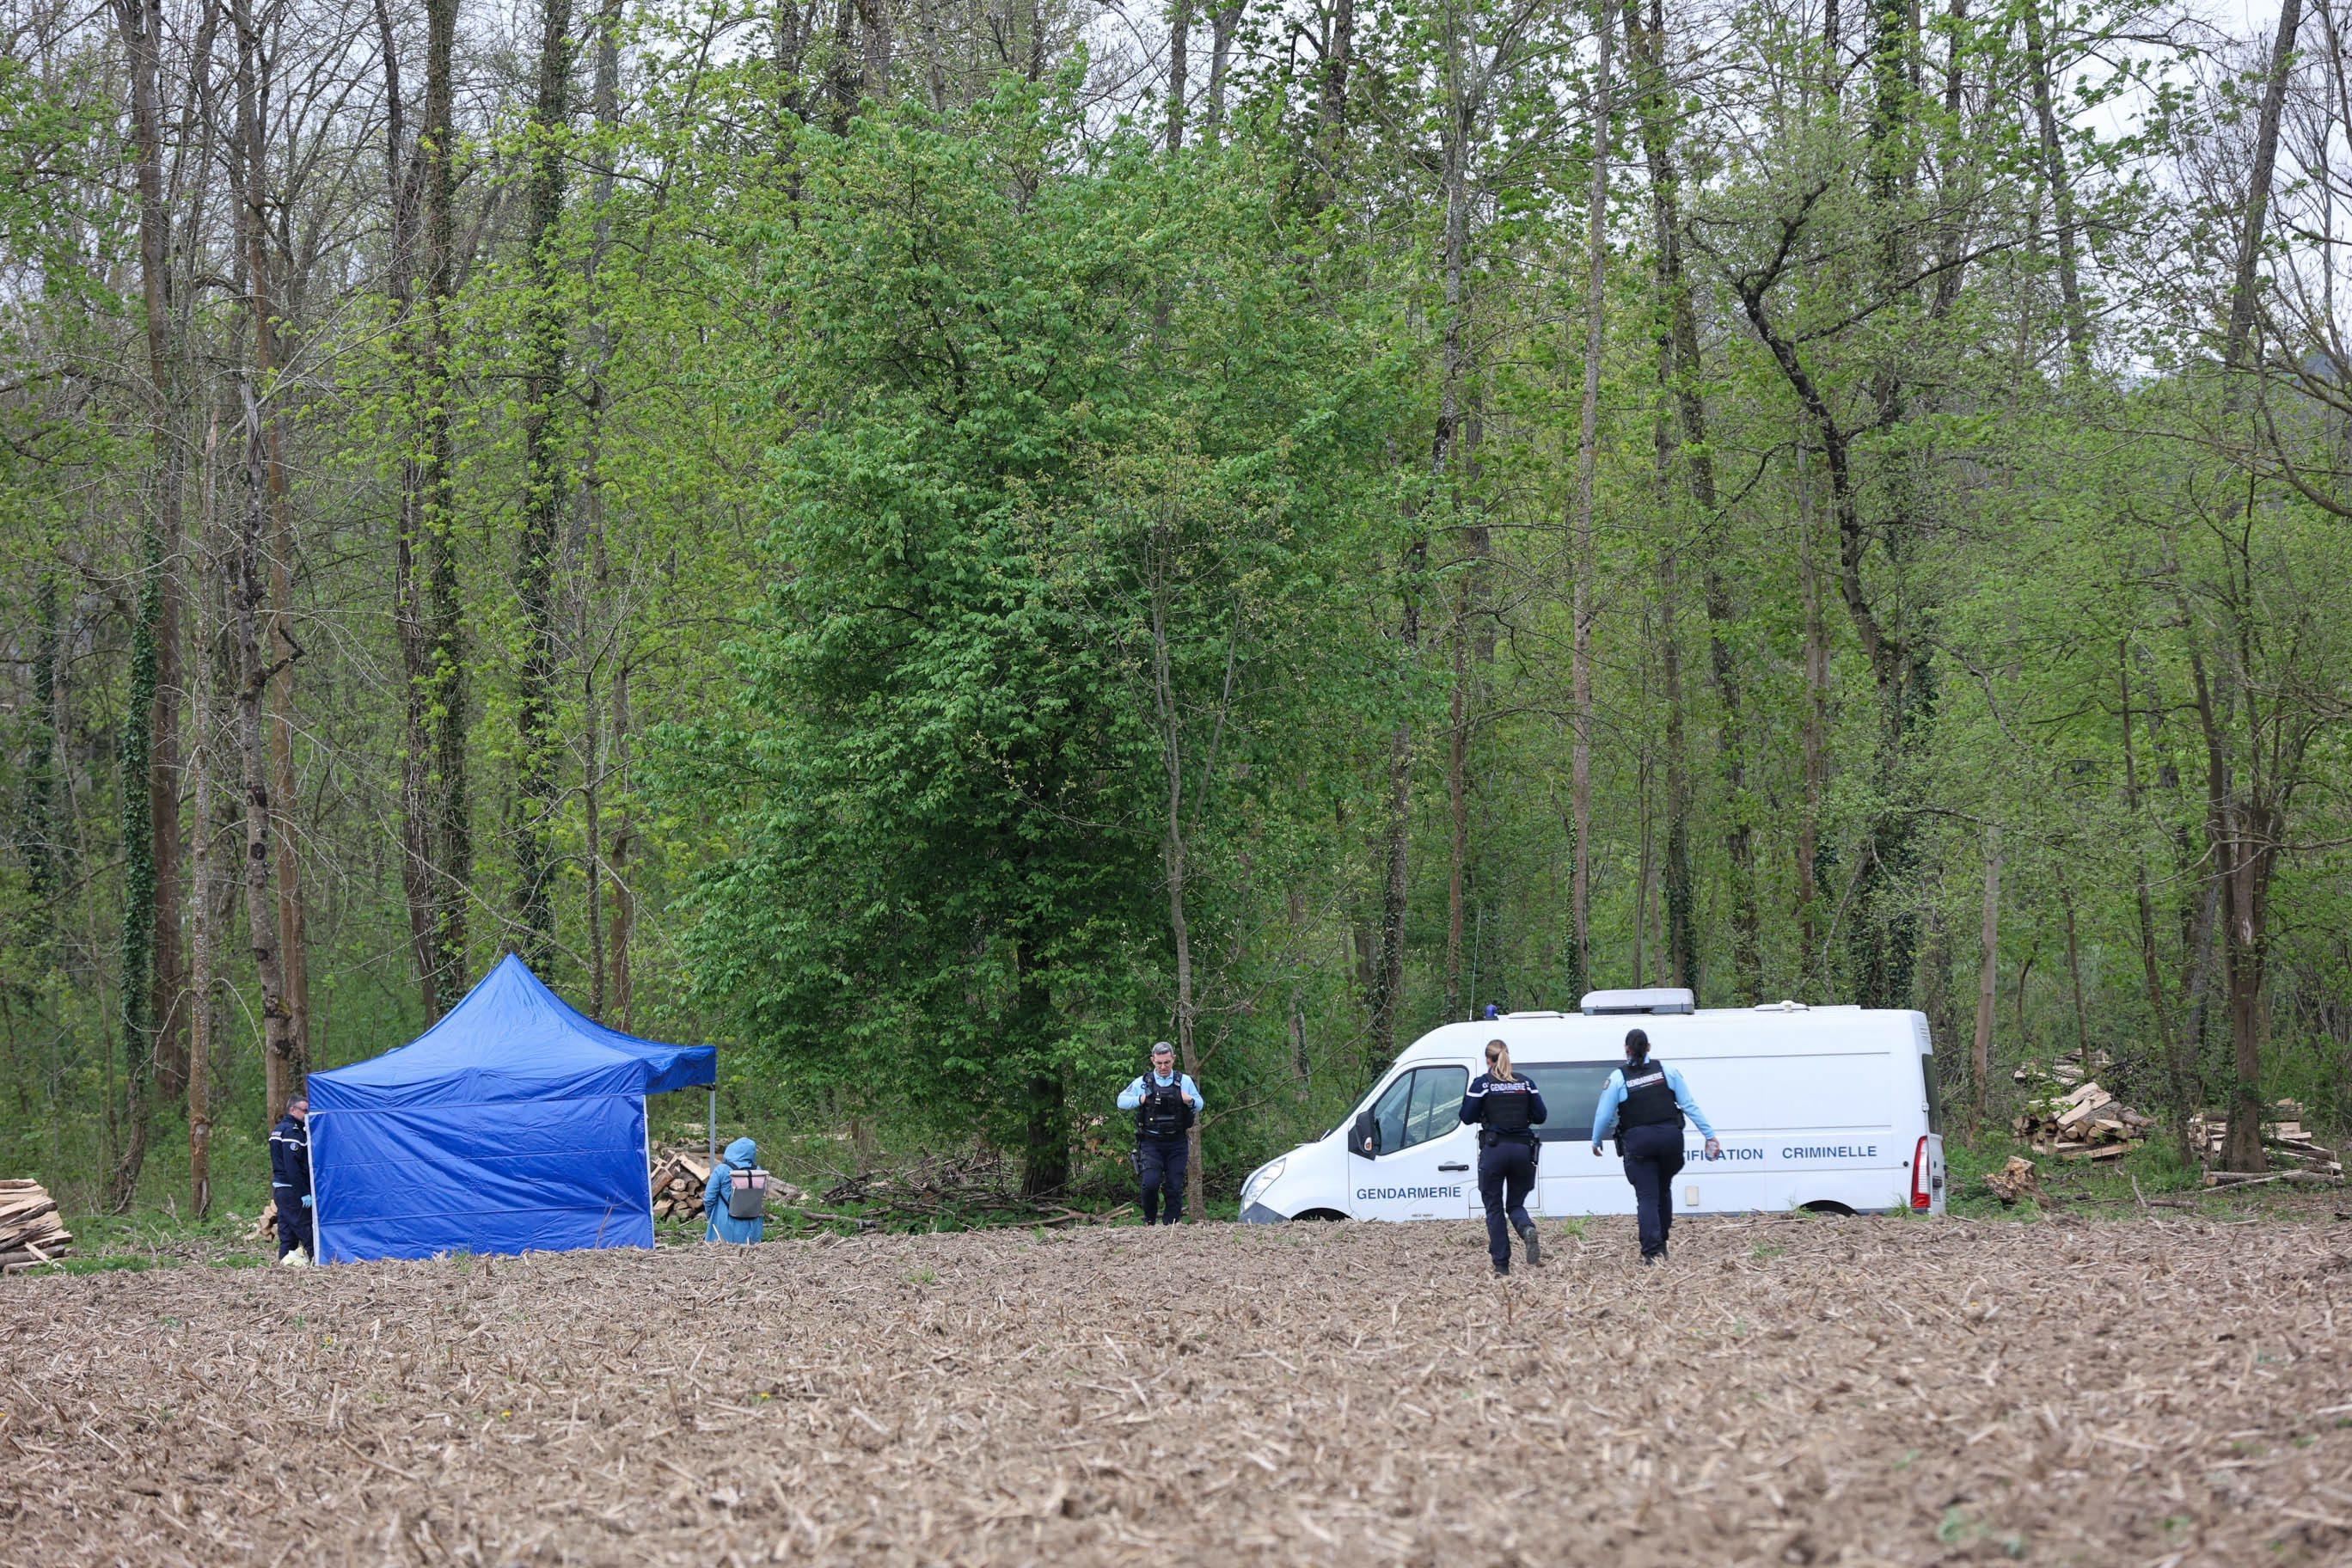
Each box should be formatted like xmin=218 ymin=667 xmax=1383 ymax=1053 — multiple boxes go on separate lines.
xmin=6 ymin=1213 xmax=2350 ymax=1566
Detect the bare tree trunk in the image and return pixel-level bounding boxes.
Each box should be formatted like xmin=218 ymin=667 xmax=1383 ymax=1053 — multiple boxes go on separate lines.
xmin=423 ymin=0 xmax=471 ymax=1004
xmin=1796 ymin=442 xmax=1828 ymax=983
xmin=830 ymin=0 xmax=860 ymax=124
xmin=107 ymin=0 xmax=188 ymax=1208
xmin=1204 ymin=0 xmax=1241 ymax=133
xmin=1971 ymin=822 xmax=2000 ymax=1118
xmin=1165 ymin=0 xmax=1191 ymax=151
xmin=1656 ymin=532 xmax=1694 ymax=991
xmin=246 ymin=25 xmax=313 ymax=1072
xmin=232 ymin=0 xmax=300 ymax=1117
xmin=2020 ymin=0 xmax=2089 ymax=370
xmin=2184 ymin=636 xmax=2264 ymax=1172
xmin=1632 ymin=736 xmax=1651 ymax=986
xmin=1314 ymin=0 xmax=1355 ymax=197
xmin=1444 ymin=586 xmax=1470 ymax=1017
xmin=858 ymin=0 xmax=891 ymax=96
xmin=2119 ymin=640 xmax=2196 ymax=1161
xmin=1631 ymin=0 xmax=1755 ymax=999
xmin=514 ymin=0 xmax=575 ymax=970
xmin=266 ymin=552 xmax=309 ymax=1064
xmin=2224 ymin=0 xmax=2306 ymax=369
xmin=187 ymin=420 xmax=224 ymax=1220
xmin=1148 ymin=560 xmax=1205 ymax=1220
xmin=25 ymin=574 xmax=62 ymax=905
xmin=1568 ymin=0 xmax=1617 ymax=996
xmin=2220 ymin=812 xmax=2273 ymax=1173
xmin=1369 ymin=589 xmax=1419 ymax=1058
xmin=911 ymin=0 xmax=946 ymax=111
xmin=236 ymin=384 xmax=299 ymax=1119
xmin=579 ymin=0 xmax=624 ymax=1016
xmin=378 ymin=0 xmax=443 ymax=1024
xmin=2061 ymin=885 xmax=2090 ymax=1057
xmin=1378 ymin=9 xmax=1480 ymax=1050
xmin=609 ymin=656 xmax=637 ymax=1029
xmin=1642 ymin=189 xmax=1694 ymax=994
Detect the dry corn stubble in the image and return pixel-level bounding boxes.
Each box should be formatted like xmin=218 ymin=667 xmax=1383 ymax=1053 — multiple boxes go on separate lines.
xmin=3 ymin=1214 xmax=2349 ymax=1566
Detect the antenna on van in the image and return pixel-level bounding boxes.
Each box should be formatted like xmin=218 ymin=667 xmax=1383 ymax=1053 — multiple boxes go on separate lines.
xmin=1578 ymin=988 xmax=1696 ymax=1016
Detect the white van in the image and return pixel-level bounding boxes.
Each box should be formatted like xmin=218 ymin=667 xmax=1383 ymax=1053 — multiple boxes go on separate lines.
xmin=1237 ymin=989 xmax=1947 ymax=1222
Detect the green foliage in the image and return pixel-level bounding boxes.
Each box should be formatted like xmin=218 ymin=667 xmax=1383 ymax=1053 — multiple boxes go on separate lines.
xmin=3 ymin=0 xmax=2349 ymax=1219
xmin=666 ymin=86 xmax=1400 ymax=1184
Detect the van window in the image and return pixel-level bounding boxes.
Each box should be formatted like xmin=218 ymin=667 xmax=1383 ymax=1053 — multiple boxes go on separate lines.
xmin=1517 ymin=1062 xmax=1620 ymax=1142
xmin=1921 ymin=1053 xmax=1945 ymax=1135
xmin=1370 ymin=1066 xmax=1468 ymax=1155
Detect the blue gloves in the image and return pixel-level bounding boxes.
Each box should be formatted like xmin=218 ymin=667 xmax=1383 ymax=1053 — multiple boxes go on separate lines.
xmin=299 ymin=1195 xmax=312 ymax=1208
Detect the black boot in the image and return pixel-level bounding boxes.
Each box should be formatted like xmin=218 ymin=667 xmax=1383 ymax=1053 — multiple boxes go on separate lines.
xmin=1519 ymin=1224 xmax=1543 ymax=1268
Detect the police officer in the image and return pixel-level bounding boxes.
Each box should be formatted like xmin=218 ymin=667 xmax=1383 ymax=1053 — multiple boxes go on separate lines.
xmin=1117 ymin=1042 xmax=1203 ymax=1225
xmin=268 ymin=1094 xmax=314 ymax=1263
xmin=1589 ymin=1027 xmax=1719 ymax=1264
xmin=1459 ymin=1039 xmax=1547 ymax=1277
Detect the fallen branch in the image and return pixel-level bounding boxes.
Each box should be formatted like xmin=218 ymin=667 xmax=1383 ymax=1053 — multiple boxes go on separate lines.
xmin=2203 ymin=1169 xmax=2343 ymax=1188
xmin=775 ymin=1207 xmax=880 ymax=1231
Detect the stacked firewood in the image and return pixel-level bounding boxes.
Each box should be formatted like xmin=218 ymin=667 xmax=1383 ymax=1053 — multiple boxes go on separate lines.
xmin=1981 ymin=1155 xmax=2044 ymax=1204
xmin=651 ymin=1148 xmax=714 ymax=1222
xmin=2193 ymin=1101 xmax=2344 ymax=1186
xmin=2014 ymin=1080 xmax=2156 ymax=1161
xmin=0 ymin=1179 xmax=72 ymax=1272
xmin=2012 ymin=1048 xmax=2112 ymax=1091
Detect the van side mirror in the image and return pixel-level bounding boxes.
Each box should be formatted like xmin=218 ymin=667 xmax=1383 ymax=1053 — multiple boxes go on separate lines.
xmin=1350 ymin=1111 xmax=1379 ymax=1160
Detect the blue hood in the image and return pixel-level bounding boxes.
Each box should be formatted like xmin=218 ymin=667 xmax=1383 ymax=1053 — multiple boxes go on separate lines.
xmin=723 ymin=1136 xmax=758 ymax=1169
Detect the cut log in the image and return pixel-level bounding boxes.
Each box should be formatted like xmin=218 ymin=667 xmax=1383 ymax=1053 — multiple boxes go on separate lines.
xmin=0 ymin=1180 xmax=71 ymax=1267
xmin=1984 ymin=1155 xmax=2042 ymax=1204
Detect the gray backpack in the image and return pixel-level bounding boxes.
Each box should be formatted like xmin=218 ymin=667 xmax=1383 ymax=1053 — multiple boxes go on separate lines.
xmin=726 ymin=1166 xmax=770 ymax=1221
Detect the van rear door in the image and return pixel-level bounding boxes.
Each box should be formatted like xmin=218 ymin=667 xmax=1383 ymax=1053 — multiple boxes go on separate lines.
xmin=1917 ymin=1038 xmax=1948 ymax=1213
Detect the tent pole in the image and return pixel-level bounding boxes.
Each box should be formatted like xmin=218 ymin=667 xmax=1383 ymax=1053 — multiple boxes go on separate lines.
xmin=707 ymin=1087 xmax=717 ymax=1166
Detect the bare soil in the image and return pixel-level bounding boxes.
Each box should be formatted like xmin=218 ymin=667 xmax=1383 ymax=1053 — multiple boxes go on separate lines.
xmin=5 ymin=1213 xmax=2350 ymax=1566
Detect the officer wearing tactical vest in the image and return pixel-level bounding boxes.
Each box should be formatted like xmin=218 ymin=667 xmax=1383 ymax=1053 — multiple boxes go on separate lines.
xmin=1118 ymin=1042 xmax=1203 ymax=1225
xmin=1458 ymin=1040 xmax=1547 ymax=1277
xmin=1589 ymin=1026 xmax=1720 ymax=1264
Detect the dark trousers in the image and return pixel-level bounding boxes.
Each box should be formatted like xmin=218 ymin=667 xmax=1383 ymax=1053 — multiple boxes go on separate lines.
xmin=276 ymin=1194 xmax=313 ymax=1259
xmin=1136 ymin=1138 xmax=1188 ymax=1224
xmin=1620 ymin=1123 xmax=1685 ymax=1259
xmin=1477 ymin=1138 xmax=1536 ymax=1270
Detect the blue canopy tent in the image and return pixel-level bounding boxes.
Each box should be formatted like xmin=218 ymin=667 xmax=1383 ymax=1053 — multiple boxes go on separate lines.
xmin=308 ymin=954 xmax=717 ymax=1262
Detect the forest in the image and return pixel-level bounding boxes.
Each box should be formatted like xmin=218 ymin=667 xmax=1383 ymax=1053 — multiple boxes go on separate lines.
xmin=1 ymin=0 xmax=2347 ymax=1218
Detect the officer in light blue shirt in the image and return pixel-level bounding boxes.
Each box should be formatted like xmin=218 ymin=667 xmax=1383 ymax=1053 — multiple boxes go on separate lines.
xmin=1118 ymin=1042 xmax=1203 ymax=1224
xmin=1589 ymin=1028 xmax=1720 ymax=1264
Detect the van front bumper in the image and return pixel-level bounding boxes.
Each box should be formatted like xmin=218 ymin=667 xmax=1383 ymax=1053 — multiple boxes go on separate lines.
xmin=1239 ymin=1202 xmax=1288 ymax=1224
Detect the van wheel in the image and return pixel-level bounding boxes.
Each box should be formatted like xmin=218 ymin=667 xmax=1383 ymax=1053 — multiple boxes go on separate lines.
xmin=1798 ymin=1201 xmax=1856 ymax=1216
xmin=1291 ymin=1208 xmax=1349 ymax=1222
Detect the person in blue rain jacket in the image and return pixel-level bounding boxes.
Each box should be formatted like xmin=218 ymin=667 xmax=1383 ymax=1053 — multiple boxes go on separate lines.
xmin=703 ymin=1136 xmax=765 ymax=1244
xmin=1589 ymin=1028 xmax=1720 ymax=1264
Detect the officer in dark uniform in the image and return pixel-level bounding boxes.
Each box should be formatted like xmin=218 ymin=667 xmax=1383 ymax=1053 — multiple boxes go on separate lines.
xmin=1589 ymin=1027 xmax=1719 ymax=1264
xmin=1118 ymin=1042 xmax=1203 ymax=1225
xmin=1459 ymin=1039 xmax=1547 ymax=1277
xmin=268 ymin=1095 xmax=313 ymax=1261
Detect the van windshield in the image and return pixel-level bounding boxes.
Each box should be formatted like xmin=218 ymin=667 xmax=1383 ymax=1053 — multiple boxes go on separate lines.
xmin=1516 ymin=1062 xmax=1620 ymax=1142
